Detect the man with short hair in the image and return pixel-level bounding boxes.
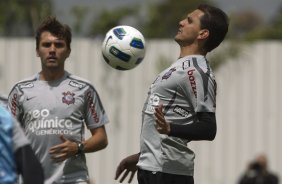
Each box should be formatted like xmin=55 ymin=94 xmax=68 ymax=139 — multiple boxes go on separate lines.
xmin=115 ymin=4 xmax=229 ymax=184
xmin=8 ymin=16 xmax=109 ymax=184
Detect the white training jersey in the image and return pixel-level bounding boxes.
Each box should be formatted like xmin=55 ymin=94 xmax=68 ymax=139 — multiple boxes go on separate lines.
xmin=8 ymin=71 xmax=109 ymax=184
xmin=137 ymin=55 xmax=216 ymax=176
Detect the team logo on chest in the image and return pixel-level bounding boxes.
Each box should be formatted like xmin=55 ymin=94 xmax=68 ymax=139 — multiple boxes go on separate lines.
xmin=62 ymin=91 xmax=75 ymax=105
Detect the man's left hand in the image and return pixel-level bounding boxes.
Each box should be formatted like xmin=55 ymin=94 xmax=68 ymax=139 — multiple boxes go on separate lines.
xmin=49 ymin=135 xmax=78 ymax=162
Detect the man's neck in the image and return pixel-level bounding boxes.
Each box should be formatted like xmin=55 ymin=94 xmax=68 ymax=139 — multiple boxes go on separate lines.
xmin=179 ymin=45 xmax=206 ymax=58
xmin=39 ymin=69 xmax=65 ymax=81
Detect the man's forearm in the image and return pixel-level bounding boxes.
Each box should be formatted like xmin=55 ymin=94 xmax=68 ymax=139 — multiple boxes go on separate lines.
xmin=169 ymin=112 xmax=216 ymax=141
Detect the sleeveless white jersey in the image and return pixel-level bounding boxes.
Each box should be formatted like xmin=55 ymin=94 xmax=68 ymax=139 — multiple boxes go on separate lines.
xmin=8 ymin=71 xmax=109 ymax=184
xmin=137 ymin=55 xmax=216 ymax=176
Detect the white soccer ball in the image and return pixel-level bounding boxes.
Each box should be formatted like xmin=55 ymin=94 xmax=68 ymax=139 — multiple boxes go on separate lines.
xmin=102 ymin=25 xmax=146 ymax=70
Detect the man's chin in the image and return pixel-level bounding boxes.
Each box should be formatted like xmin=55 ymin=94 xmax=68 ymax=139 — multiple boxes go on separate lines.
xmin=46 ymin=63 xmax=59 ymax=68
xmin=174 ymin=37 xmax=181 ymax=45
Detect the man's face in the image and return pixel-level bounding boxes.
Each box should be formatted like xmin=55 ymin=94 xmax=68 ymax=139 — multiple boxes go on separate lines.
xmin=36 ymin=31 xmax=70 ymax=69
xmin=174 ymin=9 xmax=205 ymax=46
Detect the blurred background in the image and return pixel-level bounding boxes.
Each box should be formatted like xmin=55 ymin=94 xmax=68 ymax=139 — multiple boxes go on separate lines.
xmin=0 ymin=0 xmax=281 ymax=183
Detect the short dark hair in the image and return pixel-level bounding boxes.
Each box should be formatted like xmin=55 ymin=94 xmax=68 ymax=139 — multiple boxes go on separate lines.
xmin=198 ymin=4 xmax=229 ymax=52
xmin=35 ymin=16 xmax=72 ymax=50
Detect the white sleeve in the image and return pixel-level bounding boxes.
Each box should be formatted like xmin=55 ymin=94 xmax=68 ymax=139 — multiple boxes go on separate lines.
xmin=182 ymin=67 xmax=216 ymax=113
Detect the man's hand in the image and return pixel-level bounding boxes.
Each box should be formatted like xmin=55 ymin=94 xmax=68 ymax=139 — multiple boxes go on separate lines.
xmin=154 ymin=104 xmax=170 ymax=135
xmin=115 ymin=153 xmax=140 ymax=183
xmin=49 ymin=135 xmax=78 ymax=162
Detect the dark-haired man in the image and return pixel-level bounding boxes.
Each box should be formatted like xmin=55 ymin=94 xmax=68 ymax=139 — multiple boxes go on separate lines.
xmin=8 ymin=16 xmax=109 ymax=184
xmin=115 ymin=4 xmax=229 ymax=184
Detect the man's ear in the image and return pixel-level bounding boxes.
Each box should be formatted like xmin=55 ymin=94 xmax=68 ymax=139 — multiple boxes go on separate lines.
xmin=198 ymin=29 xmax=209 ymax=40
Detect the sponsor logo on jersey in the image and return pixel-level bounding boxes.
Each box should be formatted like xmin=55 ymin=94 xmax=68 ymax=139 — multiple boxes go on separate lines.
xmin=69 ymin=81 xmax=85 ymax=89
xmin=187 ymin=69 xmax=197 ymax=97
xmin=11 ymin=93 xmax=17 ymax=116
xmin=26 ymin=109 xmax=74 ymax=136
xmin=62 ymin=91 xmax=75 ymax=105
xmin=145 ymin=93 xmax=160 ymax=114
xmin=173 ymin=105 xmax=190 ymax=118
xmin=183 ymin=60 xmax=190 ymax=69
xmin=18 ymin=82 xmax=34 ymax=89
xmin=162 ymin=67 xmax=176 ymax=80
xmin=86 ymin=91 xmax=100 ymax=123
xmin=26 ymin=96 xmax=36 ymax=101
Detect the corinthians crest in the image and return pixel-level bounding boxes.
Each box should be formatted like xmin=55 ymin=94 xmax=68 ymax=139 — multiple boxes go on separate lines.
xmin=62 ymin=91 xmax=75 ymax=105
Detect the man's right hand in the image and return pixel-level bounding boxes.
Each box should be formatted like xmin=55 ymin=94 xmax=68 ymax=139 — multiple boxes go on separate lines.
xmin=115 ymin=153 xmax=140 ymax=183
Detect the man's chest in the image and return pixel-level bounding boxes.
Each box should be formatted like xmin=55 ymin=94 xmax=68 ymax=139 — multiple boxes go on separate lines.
xmin=21 ymin=84 xmax=85 ymax=119
xmin=150 ymin=66 xmax=183 ymax=94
